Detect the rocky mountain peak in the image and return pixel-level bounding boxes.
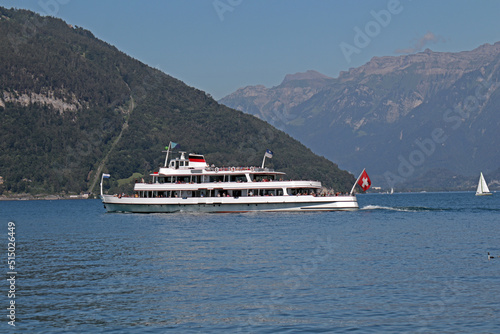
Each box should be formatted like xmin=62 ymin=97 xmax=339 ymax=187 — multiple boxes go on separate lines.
xmin=339 ymin=42 xmax=500 ymax=81
xmin=220 ymin=41 xmax=500 ymax=190
xmin=281 ymin=70 xmax=332 ymax=85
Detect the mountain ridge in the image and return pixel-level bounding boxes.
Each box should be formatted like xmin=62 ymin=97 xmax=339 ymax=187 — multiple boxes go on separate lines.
xmin=281 ymin=70 xmax=333 ymax=85
xmin=220 ymin=43 xmax=500 ymax=191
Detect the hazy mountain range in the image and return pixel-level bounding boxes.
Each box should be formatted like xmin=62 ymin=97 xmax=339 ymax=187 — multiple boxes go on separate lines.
xmin=220 ymin=44 xmax=500 ymax=191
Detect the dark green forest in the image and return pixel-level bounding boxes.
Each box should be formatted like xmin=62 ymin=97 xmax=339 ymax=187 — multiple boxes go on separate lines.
xmin=0 ymin=7 xmax=355 ymax=197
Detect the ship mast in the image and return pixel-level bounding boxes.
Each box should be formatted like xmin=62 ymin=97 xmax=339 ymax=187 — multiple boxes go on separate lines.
xmin=164 ymin=141 xmax=179 ymax=167
xmin=261 ymin=149 xmax=273 ymax=168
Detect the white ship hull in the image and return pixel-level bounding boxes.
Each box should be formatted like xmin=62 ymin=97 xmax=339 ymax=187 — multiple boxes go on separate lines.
xmin=100 ymin=150 xmax=365 ymax=213
xmin=102 ymin=194 xmax=358 ymax=213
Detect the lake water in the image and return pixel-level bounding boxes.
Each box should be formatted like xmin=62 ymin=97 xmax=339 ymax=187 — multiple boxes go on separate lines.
xmin=1 ymin=192 xmax=499 ymax=333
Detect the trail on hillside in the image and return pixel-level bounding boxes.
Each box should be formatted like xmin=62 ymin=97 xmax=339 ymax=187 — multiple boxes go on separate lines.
xmin=87 ymin=96 xmax=135 ymax=195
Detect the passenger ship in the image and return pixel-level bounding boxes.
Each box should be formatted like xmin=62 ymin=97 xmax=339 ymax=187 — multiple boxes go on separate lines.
xmin=101 ymin=151 xmax=359 ymax=213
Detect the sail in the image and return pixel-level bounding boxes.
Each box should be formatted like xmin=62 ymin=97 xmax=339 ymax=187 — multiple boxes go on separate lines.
xmin=476 ymin=172 xmax=491 ymax=195
xmin=481 ymin=173 xmax=491 ymax=193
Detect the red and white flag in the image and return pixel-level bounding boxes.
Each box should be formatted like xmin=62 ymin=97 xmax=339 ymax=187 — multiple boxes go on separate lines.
xmin=357 ymin=169 xmax=371 ymax=191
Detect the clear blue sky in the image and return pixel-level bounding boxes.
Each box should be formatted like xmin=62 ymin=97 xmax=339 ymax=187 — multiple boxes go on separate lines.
xmin=2 ymin=0 xmax=500 ymax=99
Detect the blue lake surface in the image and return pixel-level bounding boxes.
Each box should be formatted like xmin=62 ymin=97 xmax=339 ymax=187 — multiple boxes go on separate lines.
xmin=1 ymin=192 xmax=500 ymax=333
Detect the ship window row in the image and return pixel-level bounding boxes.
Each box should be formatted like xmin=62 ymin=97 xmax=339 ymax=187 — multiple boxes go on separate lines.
xmin=135 ymin=188 xmax=318 ymax=198
xmin=252 ymin=175 xmax=279 ymax=182
xmin=153 ymin=174 xmax=280 ymax=184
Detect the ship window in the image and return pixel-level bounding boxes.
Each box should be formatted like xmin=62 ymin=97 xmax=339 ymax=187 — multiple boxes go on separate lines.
xmin=230 ymin=174 xmax=247 ymax=182
xmin=174 ymin=176 xmax=190 ymax=183
xmin=288 ymin=188 xmax=317 ymax=195
xmin=253 ymin=174 xmax=275 ymax=182
xmin=210 ymin=175 xmax=224 ymax=183
xmin=261 ymin=189 xmax=278 ymax=196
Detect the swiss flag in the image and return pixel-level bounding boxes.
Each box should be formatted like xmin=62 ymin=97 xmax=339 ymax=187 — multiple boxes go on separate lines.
xmin=357 ymin=169 xmax=371 ymax=191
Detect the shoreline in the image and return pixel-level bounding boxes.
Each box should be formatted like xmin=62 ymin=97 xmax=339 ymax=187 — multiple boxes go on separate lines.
xmin=0 ymin=194 xmax=95 ymax=201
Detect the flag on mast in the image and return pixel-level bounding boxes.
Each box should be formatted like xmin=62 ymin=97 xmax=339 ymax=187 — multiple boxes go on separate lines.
xmin=164 ymin=142 xmax=179 ymax=167
xmin=165 ymin=142 xmax=179 ymax=150
xmin=262 ymin=149 xmax=274 ymax=168
xmin=357 ymin=169 xmax=371 ymax=191
xmin=350 ymin=168 xmax=371 ymax=195
xmin=100 ymin=173 xmax=111 ymax=196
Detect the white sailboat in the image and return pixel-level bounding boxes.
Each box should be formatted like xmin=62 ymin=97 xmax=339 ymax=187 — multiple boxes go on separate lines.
xmin=476 ymin=172 xmax=492 ymax=196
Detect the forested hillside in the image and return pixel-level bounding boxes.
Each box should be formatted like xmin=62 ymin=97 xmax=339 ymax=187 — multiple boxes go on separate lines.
xmin=0 ymin=7 xmax=354 ymax=197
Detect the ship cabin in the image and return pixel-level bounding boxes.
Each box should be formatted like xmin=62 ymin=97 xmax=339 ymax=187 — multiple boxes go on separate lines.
xmin=132 ymin=152 xmax=322 ymax=199
xmin=165 ymin=152 xmax=208 ymax=170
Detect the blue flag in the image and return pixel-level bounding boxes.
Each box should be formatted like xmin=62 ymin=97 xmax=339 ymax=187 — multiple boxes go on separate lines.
xmin=165 ymin=142 xmax=179 ymax=150
xmin=265 ymin=149 xmax=273 ymax=158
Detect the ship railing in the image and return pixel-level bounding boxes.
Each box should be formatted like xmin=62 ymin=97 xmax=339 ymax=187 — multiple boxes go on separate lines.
xmin=204 ymin=166 xmax=275 ymax=172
